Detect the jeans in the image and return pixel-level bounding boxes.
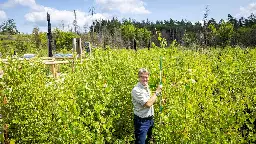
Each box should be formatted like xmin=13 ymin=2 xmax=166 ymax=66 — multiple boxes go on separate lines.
xmin=134 ymin=115 xmax=154 ymax=144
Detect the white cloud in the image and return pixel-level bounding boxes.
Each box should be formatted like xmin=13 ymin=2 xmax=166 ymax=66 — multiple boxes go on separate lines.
xmin=237 ymin=3 xmax=256 ymax=18
xmin=25 ymin=7 xmax=111 ymax=30
xmin=0 ymin=10 xmax=7 ymax=20
xmin=1 ymin=0 xmax=112 ymax=32
xmin=0 ymin=0 xmax=43 ymax=11
xmin=95 ymin=0 xmax=150 ymax=14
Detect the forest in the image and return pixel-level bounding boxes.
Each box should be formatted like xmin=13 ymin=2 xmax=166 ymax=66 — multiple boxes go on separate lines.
xmin=1 ymin=7 xmax=256 ymax=57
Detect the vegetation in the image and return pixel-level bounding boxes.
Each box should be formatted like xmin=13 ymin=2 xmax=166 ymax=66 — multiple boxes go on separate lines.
xmin=91 ymin=13 xmax=256 ymax=48
xmin=0 ymin=6 xmax=256 ymax=144
xmin=1 ymin=47 xmax=256 ymax=143
xmin=1 ymin=11 xmax=256 ymax=52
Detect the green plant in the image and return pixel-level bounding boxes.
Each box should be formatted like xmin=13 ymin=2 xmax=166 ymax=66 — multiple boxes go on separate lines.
xmin=157 ymin=31 xmax=167 ymax=48
xmin=0 ymin=47 xmax=256 ymax=143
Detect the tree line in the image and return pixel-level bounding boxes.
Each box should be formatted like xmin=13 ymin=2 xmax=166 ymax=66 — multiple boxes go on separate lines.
xmin=89 ymin=13 xmax=256 ymax=49
xmin=1 ymin=11 xmax=256 ymax=52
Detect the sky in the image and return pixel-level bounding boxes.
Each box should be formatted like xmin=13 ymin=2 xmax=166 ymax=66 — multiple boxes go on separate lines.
xmin=0 ymin=0 xmax=256 ymax=33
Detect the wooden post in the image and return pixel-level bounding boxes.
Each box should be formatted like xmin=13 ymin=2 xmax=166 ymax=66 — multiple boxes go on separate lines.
xmin=50 ymin=64 xmax=56 ymax=78
xmin=72 ymin=38 xmax=77 ymax=72
xmin=73 ymin=38 xmax=83 ymax=65
xmin=43 ymin=61 xmax=69 ymax=78
xmin=133 ymin=38 xmax=137 ymax=51
xmin=77 ymin=38 xmax=82 ymax=63
xmin=73 ymin=38 xmax=76 ymax=58
xmin=3 ymin=124 xmax=8 ymax=144
xmin=2 ymin=94 xmax=8 ymax=144
xmin=47 ymin=13 xmax=53 ymax=57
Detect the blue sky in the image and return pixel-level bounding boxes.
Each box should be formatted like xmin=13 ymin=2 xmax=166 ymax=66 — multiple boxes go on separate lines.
xmin=0 ymin=0 xmax=256 ymax=33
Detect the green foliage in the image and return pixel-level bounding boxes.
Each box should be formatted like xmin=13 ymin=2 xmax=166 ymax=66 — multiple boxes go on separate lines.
xmin=0 ymin=19 xmax=18 ymax=35
xmin=3 ymin=13 xmax=256 ymax=49
xmin=151 ymin=42 xmax=157 ymax=48
xmin=208 ymin=21 xmax=234 ymax=47
xmin=170 ymin=39 xmax=179 ymax=48
xmin=182 ymin=31 xmax=198 ymax=47
xmin=0 ymin=28 xmax=81 ymax=58
xmin=32 ymin=27 xmax=41 ymax=49
xmin=121 ymin=24 xmax=136 ymax=42
xmin=0 ymin=34 xmax=48 ymax=57
xmin=216 ymin=20 xmax=234 ymax=47
xmin=235 ymin=24 xmax=256 ymax=47
xmin=135 ymin=28 xmax=144 ymax=46
xmin=53 ymin=29 xmax=79 ymax=51
xmin=1 ymin=47 xmax=256 ymax=143
xmin=142 ymin=28 xmax=151 ymax=45
xmin=14 ymin=35 xmax=30 ymax=54
xmin=157 ymin=31 xmax=167 ymax=48
xmin=121 ymin=24 xmax=151 ymax=48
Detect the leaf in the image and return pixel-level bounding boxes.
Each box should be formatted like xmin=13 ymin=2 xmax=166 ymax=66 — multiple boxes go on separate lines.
xmin=185 ymin=84 xmax=190 ymax=91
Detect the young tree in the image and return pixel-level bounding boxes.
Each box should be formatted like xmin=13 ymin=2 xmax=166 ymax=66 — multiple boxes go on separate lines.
xmin=208 ymin=23 xmax=217 ymax=47
xmin=121 ymin=24 xmax=136 ymax=49
xmin=216 ymin=20 xmax=234 ymax=48
xmin=203 ymin=5 xmax=210 ymax=47
xmin=0 ymin=19 xmax=19 ymax=35
xmin=32 ymin=27 xmax=41 ymax=49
